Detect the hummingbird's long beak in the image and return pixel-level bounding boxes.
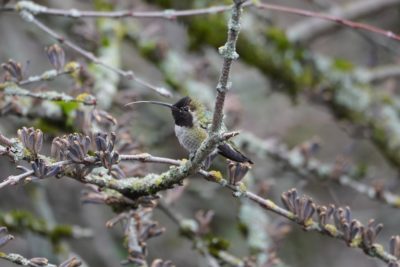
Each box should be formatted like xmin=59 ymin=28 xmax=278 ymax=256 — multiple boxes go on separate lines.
xmin=125 ymin=100 xmax=174 ymax=109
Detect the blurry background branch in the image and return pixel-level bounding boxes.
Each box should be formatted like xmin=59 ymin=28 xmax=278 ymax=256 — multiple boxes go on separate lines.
xmin=237 ymin=133 xmax=400 ymax=209
xmin=286 ymin=0 xmax=400 ymax=43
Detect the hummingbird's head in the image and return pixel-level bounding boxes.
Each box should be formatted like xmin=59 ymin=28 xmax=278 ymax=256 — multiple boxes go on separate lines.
xmin=124 ymin=96 xmax=195 ymax=128
xmin=171 ymin=96 xmax=194 ymax=128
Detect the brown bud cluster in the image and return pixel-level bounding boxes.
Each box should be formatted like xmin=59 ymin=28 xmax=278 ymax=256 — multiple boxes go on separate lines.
xmin=95 ymin=132 xmax=119 ymax=174
xmin=227 ymin=160 xmax=251 ymax=185
xmin=281 ymin=188 xmax=315 ymax=227
xmin=46 ymin=44 xmax=65 ymax=71
xmin=31 ymin=159 xmax=61 ymax=179
xmin=1 ymin=59 xmax=23 ymax=81
xmin=389 ymin=236 xmax=400 ymax=267
xmin=17 ymin=127 xmax=43 ymax=156
xmin=281 ymin=189 xmax=388 ymax=255
xmin=52 ymin=134 xmax=91 ymax=163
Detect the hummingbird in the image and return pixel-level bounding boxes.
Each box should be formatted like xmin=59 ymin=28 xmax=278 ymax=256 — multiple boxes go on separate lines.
xmin=125 ymin=96 xmax=253 ymax=166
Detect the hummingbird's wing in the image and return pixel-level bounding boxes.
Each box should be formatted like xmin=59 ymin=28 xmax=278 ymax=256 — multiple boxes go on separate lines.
xmin=199 ymin=110 xmax=213 ymax=130
xmin=217 ymin=142 xmax=253 ymax=164
xmin=199 ymin=111 xmax=228 ymax=133
xmin=199 ymin=110 xmax=251 ymax=163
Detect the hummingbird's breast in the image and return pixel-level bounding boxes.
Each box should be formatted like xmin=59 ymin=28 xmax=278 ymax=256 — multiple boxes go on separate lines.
xmin=174 ymin=125 xmax=208 ymax=153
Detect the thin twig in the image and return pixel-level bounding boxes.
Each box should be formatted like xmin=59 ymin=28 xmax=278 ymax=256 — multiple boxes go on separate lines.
xmin=284 ymin=0 xmax=400 ymax=42
xmin=0 ymin=133 xmax=13 ymax=147
xmin=17 ymin=10 xmax=171 ymax=98
xmin=0 ymin=253 xmax=57 ymax=267
xmin=119 ymin=153 xmax=181 ymax=165
xmin=0 ymin=170 xmax=34 ymax=189
xmin=18 ymin=68 xmax=77 ymax=86
xmin=3 ymin=85 xmax=96 ymax=105
xmin=2 ymin=1 xmax=235 ymax=19
xmin=253 ymin=1 xmax=400 ymax=42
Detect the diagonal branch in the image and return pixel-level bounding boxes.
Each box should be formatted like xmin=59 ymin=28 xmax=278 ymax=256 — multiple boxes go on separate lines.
xmin=17 ymin=10 xmax=171 ymax=98
xmin=285 ymin=0 xmax=400 ymax=43
xmin=254 ymin=1 xmax=400 ymax=42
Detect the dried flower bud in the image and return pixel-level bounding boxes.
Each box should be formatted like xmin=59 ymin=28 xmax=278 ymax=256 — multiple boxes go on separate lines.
xmin=17 ymin=127 xmax=43 ymax=156
xmin=390 ymin=236 xmax=400 ymax=258
xmin=95 ymin=132 xmax=119 ymax=173
xmin=361 ymin=219 xmax=383 ymax=248
xmin=51 ymin=137 xmax=67 ymax=160
xmin=66 ymin=134 xmax=91 ymax=163
xmin=46 ymin=44 xmax=65 ymax=71
xmin=281 ymin=189 xmax=316 ymax=227
xmin=31 ymin=159 xmax=61 ymax=179
xmin=227 ymin=160 xmax=251 ymax=185
xmin=1 ymin=59 xmax=23 ymax=81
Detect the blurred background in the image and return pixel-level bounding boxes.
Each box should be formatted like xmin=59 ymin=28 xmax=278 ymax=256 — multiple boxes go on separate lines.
xmin=1 ymin=0 xmax=400 ymax=266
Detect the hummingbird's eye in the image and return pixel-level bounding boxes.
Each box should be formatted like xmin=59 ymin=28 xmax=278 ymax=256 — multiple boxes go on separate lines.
xmin=183 ymin=106 xmax=189 ymax=112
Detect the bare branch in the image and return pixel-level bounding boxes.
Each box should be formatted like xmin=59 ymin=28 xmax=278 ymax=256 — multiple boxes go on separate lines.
xmin=119 ymin=153 xmax=182 ymax=165
xmin=285 ymin=0 xmax=400 ymax=42
xmin=0 ymin=253 xmax=57 ymax=267
xmin=3 ymin=1 xmax=234 ymax=19
xmin=3 ymin=85 xmax=96 ymax=105
xmin=253 ymin=1 xmax=400 ymax=42
xmin=0 ymin=169 xmax=34 ymax=189
xmin=237 ymin=133 xmax=400 ymax=209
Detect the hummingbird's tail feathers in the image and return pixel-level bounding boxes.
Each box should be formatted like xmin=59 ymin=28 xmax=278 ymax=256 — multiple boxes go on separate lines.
xmin=217 ymin=143 xmax=253 ymax=164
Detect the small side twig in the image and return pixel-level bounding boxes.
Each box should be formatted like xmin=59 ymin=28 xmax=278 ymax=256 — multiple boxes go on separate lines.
xmin=3 ymin=86 xmax=96 ymax=105
xmin=0 ymin=253 xmax=57 ymax=267
xmin=119 ymin=153 xmax=182 ymax=165
xmin=3 ymin=1 xmax=236 ymax=19
xmin=0 ymin=169 xmax=34 ymax=189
